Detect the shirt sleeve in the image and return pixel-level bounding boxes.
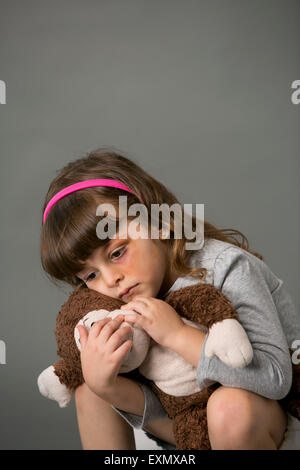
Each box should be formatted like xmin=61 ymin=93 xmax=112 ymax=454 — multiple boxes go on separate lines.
xmin=111 ymin=381 xmax=167 ymax=429
xmin=197 ymin=246 xmax=293 ymax=400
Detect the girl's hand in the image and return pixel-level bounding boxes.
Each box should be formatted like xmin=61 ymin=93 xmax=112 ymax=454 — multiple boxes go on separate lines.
xmin=76 ymin=315 xmax=133 ymax=399
xmin=120 ymin=296 xmax=185 ymax=350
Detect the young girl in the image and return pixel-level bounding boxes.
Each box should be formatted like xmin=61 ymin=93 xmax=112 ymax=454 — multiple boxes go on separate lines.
xmin=40 ymin=148 xmax=300 ymax=450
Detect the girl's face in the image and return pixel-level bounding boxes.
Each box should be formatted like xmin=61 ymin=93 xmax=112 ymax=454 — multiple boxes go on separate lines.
xmin=76 ymin=227 xmax=178 ymax=301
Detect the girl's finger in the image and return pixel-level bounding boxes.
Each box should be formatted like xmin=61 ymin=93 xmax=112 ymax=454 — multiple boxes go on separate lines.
xmin=123 ymin=313 xmax=146 ymax=330
xmin=113 ymin=339 xmax=133 ymax=368
xmin=106 ymin=324 xmax=133 ymax=353
xmin=76 ymin=325 xmax=88 ymax=350
xmin=123 ymin=313 xmax=139 ymax=323
xmin=120 ymin=297 xmax=148 ymax=310
xmin=88 ymin=317 xmax=112 ymax=339
xmin=99 ymin=315 xmax=125 ymax=343
xmin=120 ymin=300 xmax=147 ymax=315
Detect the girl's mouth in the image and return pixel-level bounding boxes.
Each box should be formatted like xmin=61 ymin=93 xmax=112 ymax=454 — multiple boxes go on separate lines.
xmin=122 ymin=283 xmax=139 ymax=299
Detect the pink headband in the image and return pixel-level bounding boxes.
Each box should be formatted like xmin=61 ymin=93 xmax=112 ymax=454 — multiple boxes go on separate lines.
xmin=43 ymin=179 xmax=135 ymax=224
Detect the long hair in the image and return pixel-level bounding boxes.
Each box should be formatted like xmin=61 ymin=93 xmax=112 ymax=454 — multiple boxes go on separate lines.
xmin=40 ymin=147 xmax=263 ymax=289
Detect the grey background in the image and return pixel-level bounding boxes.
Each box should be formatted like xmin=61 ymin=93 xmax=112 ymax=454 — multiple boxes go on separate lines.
xmin=0 ymin=0 xmax=299 ymax=450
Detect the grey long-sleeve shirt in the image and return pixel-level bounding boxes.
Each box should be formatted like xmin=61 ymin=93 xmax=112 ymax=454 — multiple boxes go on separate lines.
xmin=113 ymin=238 xmax=300 ymax=429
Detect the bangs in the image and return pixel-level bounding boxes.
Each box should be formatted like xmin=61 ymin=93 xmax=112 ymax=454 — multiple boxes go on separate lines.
xmin=41 ymin=193 xmax=121 ymax=286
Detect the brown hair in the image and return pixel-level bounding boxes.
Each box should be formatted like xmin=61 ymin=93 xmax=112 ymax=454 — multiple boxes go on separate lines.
xmin=40 ymin=147 xmax=263 ymax=289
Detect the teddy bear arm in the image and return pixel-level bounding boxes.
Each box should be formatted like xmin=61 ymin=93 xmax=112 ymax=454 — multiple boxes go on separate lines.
xmin=54 ymin=359 xmax=84 ymax=390
xmin=37 ymin=361 xmax=74 ymax=408
xmin=189 ymin=284 xmax=238 ymax=329
xmin=167 ymin=284 xmax=253 ymax=368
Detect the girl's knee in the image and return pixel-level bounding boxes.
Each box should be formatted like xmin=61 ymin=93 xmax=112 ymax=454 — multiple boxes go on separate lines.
xmin=207 ymin=387 xmax=257 ymax=441
xmin=206 ymin=387 xmax=287 ymax=449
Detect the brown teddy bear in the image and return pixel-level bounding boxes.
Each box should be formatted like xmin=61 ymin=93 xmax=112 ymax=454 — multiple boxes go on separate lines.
xmin=37 ymin=282 xmax=300 ymax=450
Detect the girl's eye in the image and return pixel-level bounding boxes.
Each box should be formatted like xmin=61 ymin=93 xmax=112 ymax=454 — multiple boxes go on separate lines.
xmin=85 ymin=272 xmax=96 ymax=282
xmin=85 ymin=247 xmax=125 ymax=283
xmin=110 ymin=246 xmax=125 ymax=259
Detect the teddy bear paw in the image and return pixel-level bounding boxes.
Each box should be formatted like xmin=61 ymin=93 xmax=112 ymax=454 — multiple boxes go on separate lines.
xmin=205 ymin=318 xmax=253 ymax=368
xmin=37 ymin=365 xmax=72 ymax=408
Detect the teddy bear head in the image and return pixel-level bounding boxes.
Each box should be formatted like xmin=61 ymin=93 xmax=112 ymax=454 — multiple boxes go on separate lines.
xmin=55 ymin=285 xmax=150 ymax=373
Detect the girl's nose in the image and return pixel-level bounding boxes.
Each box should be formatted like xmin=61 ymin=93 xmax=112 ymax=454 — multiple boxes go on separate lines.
xmin=101 ymin=265 xmax=124 ymax=287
